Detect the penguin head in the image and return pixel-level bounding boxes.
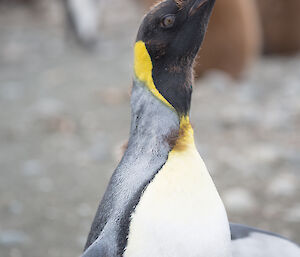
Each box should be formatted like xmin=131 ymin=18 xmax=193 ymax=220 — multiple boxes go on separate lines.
xmin=134 ymin=0 xmax=215 ymax=115
xmin=136 ymin=0 xmax=215 ymax=63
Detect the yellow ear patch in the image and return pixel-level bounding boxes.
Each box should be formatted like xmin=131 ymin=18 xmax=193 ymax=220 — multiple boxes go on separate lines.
xmin=134 ymin=41 xmax=174 ymax=110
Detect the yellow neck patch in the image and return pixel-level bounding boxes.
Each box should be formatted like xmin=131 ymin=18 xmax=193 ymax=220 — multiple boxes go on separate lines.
xmin=134 ymin=41 xmax=174 ymax=110
xmin=172 ymin=116 xmax=195 ymax=152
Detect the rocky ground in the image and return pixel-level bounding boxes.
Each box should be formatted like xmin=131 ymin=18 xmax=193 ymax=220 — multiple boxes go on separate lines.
xmin=0 ymin=1 xmax=299 ymax=257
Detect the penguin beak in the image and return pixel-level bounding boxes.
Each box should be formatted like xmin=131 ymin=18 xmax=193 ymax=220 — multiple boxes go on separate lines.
xmin=188 ymin=0 xmax=209 ymax=16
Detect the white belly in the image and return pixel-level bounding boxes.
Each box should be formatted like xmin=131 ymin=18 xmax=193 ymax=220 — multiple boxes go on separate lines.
xmin=124 ymin=145 xmax=232 ymax=257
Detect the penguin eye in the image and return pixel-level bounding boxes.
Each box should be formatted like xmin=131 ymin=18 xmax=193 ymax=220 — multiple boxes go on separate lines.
xmin=161 ymin=15 xmax=176 ymax=28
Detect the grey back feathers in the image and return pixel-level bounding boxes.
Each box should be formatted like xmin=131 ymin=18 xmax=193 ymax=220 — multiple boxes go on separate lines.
xmin=230 ymin=223 xmax=300 ymax=257
xmin=82 ymin=79 xmax=180 ymax=257
xmin=230 ymin=223 xmax=286 ymax=241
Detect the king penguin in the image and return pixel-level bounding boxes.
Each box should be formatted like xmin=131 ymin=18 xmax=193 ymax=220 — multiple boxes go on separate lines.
xmin=81 ymin=0 xmax=300 ymax=256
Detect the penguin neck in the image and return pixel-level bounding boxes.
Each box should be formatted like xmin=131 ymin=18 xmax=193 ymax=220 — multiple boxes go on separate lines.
xmin=130 ymin=78 xmax=195 ymax=155
xmin=134 ymin=41 xmax=193 ymax=116
xmin=133 ymin=40 xmax=194 ymax=151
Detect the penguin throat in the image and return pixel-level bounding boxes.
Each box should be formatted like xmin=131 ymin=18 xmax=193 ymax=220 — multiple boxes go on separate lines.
xmin=134 ymin=41 xmax=192 ymax=115
xmin=172 ymin=116 xmax=195 ymax=152
xmin=134 ymin=41 xmax=174 ymax=110
xmin=134 ymin=41 xmax=195 ymax=151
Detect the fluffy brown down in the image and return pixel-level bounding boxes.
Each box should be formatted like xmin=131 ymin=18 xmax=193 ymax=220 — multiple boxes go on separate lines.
xmin=195 ymin=0 xmax=261 ymax=79
xmin=256 ymin=0 xmax=300 ymax=54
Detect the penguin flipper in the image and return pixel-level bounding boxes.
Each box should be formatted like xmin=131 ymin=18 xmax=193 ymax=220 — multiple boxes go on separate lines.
xmin=230 ymin=223 xmax=300 ymax=257
xmin=81 ymin=237 xmax=111 ymax=257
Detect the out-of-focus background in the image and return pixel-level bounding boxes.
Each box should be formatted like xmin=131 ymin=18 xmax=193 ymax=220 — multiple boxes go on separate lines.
xmin=0 ymin=0 xmax=299 ymax=256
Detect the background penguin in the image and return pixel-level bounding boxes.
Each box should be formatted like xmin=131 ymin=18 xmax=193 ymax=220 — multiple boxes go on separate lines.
xmin=82 ymin=0 xmax=300 ymax=256
xmin=255 ymin=0 xmax=300 ymax=54
xmin=63 ymin=0 xmax=104 ymax=46
xmin=139 ymin=0 xmax=262 ymax=79
xmin=194 ymin=0 xmax=261 ymax=79
xmin=0 ymin=0 xmax=104 ymax=47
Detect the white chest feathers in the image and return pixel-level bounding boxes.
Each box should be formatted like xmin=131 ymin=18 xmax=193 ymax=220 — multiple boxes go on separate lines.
xmin=124 ymin=145 xmax=232 ymax=257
